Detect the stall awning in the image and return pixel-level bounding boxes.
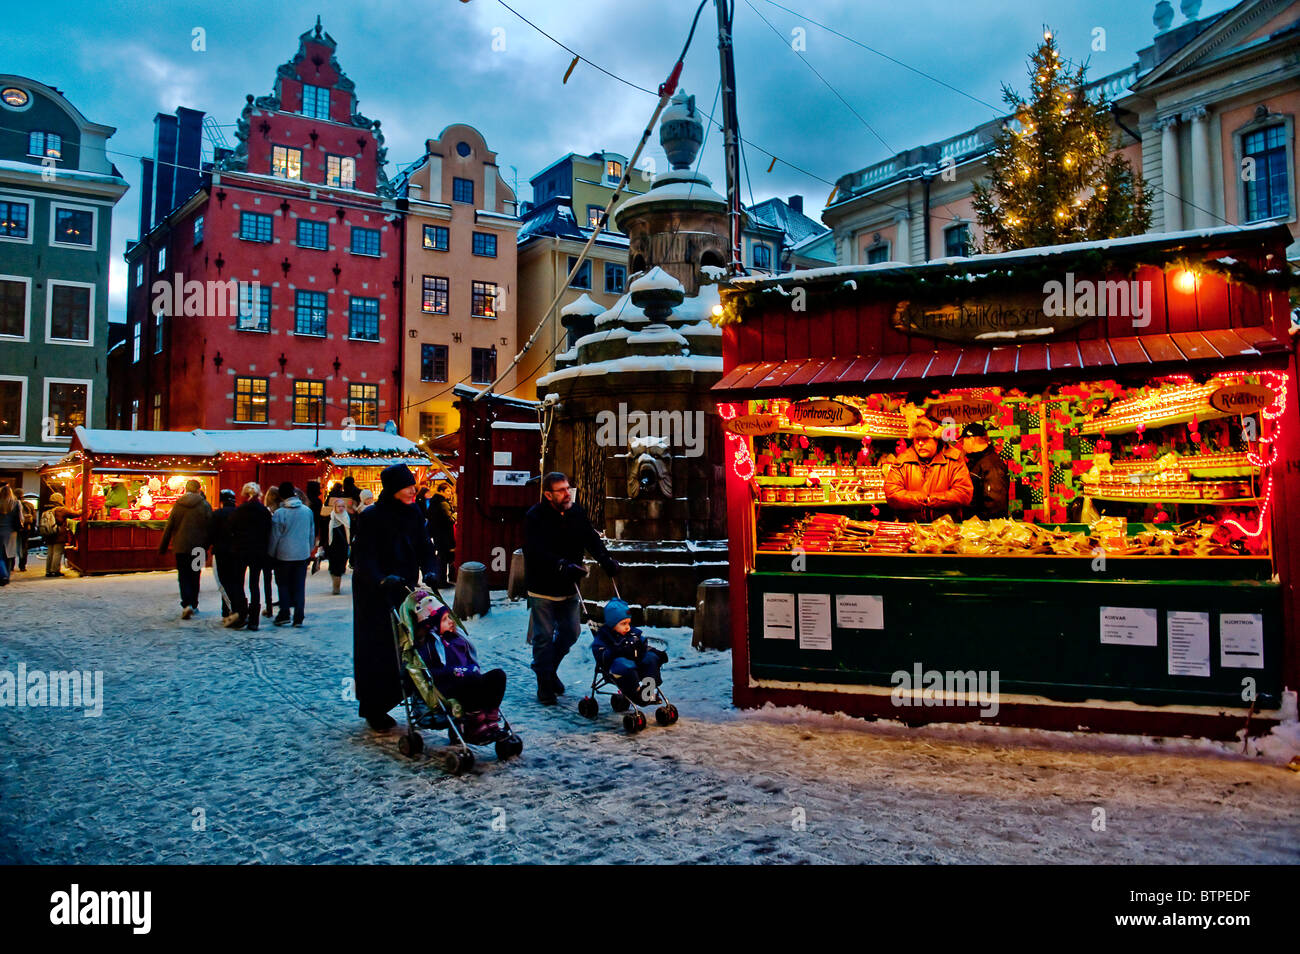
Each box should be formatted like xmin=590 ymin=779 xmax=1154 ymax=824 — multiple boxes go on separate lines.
xmin=713 ymin=328 xmax=1293 ymax=399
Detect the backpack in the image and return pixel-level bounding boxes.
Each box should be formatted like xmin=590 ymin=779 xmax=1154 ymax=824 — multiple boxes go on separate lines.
xmin=38 ymin=508 xmax=57 ymax=537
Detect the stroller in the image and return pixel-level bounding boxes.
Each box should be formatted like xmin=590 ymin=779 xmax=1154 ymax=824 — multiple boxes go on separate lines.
xmin=389 ymin=586 xmax=523 ymax=774
xmin=576 ymin=583 xmax=679 ymax=733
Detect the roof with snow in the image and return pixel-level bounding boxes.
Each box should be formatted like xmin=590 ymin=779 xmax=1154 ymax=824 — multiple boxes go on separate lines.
xmin=745 ymin=197 xmax=829 ymax=248
xmin=517 ymin=194 xmax=630 ymax=247
xmin=69 ymin=427 xmax=426 ymax=459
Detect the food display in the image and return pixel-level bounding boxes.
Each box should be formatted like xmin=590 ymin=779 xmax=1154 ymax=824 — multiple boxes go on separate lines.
xmin=82 ymin=474 xmax=215 ymax=522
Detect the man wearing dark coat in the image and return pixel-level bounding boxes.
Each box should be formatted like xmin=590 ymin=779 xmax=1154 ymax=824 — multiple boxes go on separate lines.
xmin=961 ymin=423 xmax=1011 ymax=520
xmin=426 ymin=481 xmax=456 ymax=587
xmin=523 ymin=472 xmax=619 ymax=705
xmin=350 ymin=463 xmax=438 ymax=730
xmin=228 ymin=482 xmax=273 ymax=630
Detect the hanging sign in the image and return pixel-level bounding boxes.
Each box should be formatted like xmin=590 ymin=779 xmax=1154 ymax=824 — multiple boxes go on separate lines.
xmin=891 ymin=293 xmax=1095 ymax=343
xmin=786 ymin=399 xmax=862 ymax=428
xmin=1209 ymin=383 xmax=1274 ymax=415
xmin=723 ymin=414 xmax=781 ymax=437
xmin=927 ymin=396 xmax=999 ymax=424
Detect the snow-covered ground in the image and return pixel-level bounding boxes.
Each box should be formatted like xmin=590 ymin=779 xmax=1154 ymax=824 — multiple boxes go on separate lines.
xmin=1 ymin=565 xmax=1297 ymax=864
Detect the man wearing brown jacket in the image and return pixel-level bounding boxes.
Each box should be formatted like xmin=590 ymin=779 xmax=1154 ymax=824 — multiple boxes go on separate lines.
xmin=884 ymin=417 xmax=974 ymax=522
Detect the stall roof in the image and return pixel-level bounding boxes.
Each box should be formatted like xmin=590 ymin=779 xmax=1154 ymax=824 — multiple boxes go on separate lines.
xmin=72 ymin=427 xmax=218 ymax=457
xmin=68 ymin=427 xmax=427 ymax=460
xmin=325 ymin=456 xmax=429 ymax=467
xmin=713 ymin=327 xmax=1293 ymax=399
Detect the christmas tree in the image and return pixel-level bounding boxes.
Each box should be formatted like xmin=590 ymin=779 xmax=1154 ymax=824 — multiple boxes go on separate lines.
xmin=972 ymin=31 xmax=1152 ymax=252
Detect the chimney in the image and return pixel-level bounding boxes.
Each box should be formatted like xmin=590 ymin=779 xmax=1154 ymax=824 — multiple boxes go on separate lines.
xmin=788 ymin=194 xmax=804 ymax=214
xmin=173 ymin=107 xmax=205 ymax=207
xmin=151 ymin=112 xmax=178 ymax=227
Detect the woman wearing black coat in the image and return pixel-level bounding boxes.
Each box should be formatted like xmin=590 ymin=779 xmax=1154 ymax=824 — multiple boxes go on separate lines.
xmin=350 ymin=464 xmax=438 ymax=730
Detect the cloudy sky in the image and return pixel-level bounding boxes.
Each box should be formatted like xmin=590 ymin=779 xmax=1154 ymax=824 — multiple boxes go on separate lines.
xmin=1 ymin=0 xmax=1235 ymax=322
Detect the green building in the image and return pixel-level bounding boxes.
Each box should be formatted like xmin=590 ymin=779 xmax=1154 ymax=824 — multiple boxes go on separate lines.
xmin=0 ymin=75 xmax=128 ymax=494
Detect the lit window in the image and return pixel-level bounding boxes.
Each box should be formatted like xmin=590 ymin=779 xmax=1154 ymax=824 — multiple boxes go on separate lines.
xmin=422 ymin=225 xmax=449 ymax=250
xmin=235 ymin=376 xmax=269 ymax=423
xmin=28 ymin=131 xmax=61 ymax=160
xmin=420 ymin=344 xmax=448 ymax=383
xmin=272 ymin=145 xmax=303 ymax=180
xmin=350 ymin=226 xmax=380 ymax=256
xmin=326 ymin=155 xmax=356 ymax=189
xmin=294 ymin=290 xmax=327 ymax=336
xmin=472 ymin=232 xmax=497 ymax=257
xmin=471 ymin=281 xmax=497 ymax=318
xmin=1242 ymin=125 xmax=1290 ymax=222
xmin=606 ymin=160 xmax=623 ymax=183
xmin=53 ymin=207 xmax=94 ymax=247
xmin=567 ymin=256 xmax=592 ymax=289
xmin=348 ymin=296 xmax=380 ymax=341
xmin=348 ymin=383 xmax=378 ymax=426
xmin=422 ymin=276 xmax=448 ymax=314
xmin=588 ymin=205 xmax=604 ymax=230
xmin=151 ymin=393 xmax=162 ymax=430
xmin=293 ymin=380 xmax=326 ymax=424
xmin=0 ymin=199 xmax=30 ymax=238
xmin=301 ymin=84 xmax=330 ymax=120
xmin=453 ymin=177 xmax=474 ymax=204
xmin=46 ymin=381 xmax=87 ymax=437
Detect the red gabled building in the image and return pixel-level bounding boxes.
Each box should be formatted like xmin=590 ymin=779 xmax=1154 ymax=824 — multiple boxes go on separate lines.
xmin=114 ymin=20 xmax=402 ymax=435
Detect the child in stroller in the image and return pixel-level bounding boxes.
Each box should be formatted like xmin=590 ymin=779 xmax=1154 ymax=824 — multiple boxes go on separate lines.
xmin=579 ymin=598 xmax=677 ymax=732
xmin=411 ymin=593 xmax=507 ymax=744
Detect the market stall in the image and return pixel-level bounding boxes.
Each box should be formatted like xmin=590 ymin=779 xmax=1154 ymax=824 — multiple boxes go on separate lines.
xmin=712 ymin=223 xmax=1298 ymax=739
xmin=42 ymin=429 xmax=219 ymax=574
xmin=205 ymin=430 xmax=431 ymax=498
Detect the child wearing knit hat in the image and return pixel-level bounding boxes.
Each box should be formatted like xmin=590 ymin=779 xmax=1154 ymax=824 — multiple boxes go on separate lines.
xmin=591 ymin=599 xmax=667 ymax=704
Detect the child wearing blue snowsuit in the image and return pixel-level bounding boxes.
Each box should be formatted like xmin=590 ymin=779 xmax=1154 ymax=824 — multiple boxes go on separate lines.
xmin=591 ymin=599 xmax=666 ymax=704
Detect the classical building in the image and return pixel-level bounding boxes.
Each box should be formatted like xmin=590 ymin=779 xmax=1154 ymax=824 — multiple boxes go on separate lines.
xmin=823 ymin=0 xmax=1300 ymax=265
xmin=394 ymin=124 xmax=519 ymax=443
xmin=0 ymin=75 xmax=128 ymax=492
xmin=112 ymin=20 xmax=402 ymax=435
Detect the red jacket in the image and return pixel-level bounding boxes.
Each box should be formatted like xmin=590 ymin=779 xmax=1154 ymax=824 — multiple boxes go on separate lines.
xmin=884 ymin=445 xmax=974 ymax=521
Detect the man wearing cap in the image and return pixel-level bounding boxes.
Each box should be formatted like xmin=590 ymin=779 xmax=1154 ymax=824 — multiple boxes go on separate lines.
xmin=350 ymin=463 xmax=438 ymax=730
xmin=961 ymin=423 xmax=1010 ymax=520
xmin=268 ymin=482 xmax=316 ymax=627
xmin=883 ymin=417 xmax=974 ymax=522
xmin=158 ymin=479 xmax=214 ymax=618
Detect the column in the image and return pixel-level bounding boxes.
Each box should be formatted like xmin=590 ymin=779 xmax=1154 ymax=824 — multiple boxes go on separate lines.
xmin=1183 ymin=106 xmax=1214 ymax=228
xmin=1157 ymin=115 xmax=1182 ymax=232
xmin=894 ymin=212 xmax=911 ymax=264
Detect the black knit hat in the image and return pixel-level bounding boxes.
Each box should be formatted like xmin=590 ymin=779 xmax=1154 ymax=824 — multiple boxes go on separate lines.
xmin=277 ymin=481 xmax=296 ymax=499
xmin=380 ymin=463 xmax=417 ymax=494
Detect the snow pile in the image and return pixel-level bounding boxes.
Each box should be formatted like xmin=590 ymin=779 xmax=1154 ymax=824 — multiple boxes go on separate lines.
xmin=629 ymin=267 xmax=684 ymax=295
xmin=626 ymin=326 xmax=689 ymax=347
xmin=537 ymin=353 xmax=722 ymax=386
xmin=561 ymin=293 xmax=602 ymax=317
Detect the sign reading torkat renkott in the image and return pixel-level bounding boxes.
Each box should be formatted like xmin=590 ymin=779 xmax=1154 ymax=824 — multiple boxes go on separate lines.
xmin=891 ymin=292 xmax=1097 ymax=344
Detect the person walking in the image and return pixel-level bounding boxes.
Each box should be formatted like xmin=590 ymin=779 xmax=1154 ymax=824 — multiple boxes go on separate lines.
xmin=523 ymin=472 xmax=620 ymax=705
xmin=260 ymin=486 xmax=282 ymax=619
xmin=350 ymin=463 xmax=437 ymax=730
xmin=426 ymin=481 xmax=456 ymax=587
xmin=268 ymin=481 xmax=315 ymax=627
xmin=324 ymin=496 xmax=351 ymax=595
xmin=342 ymin=475 xmax=362 ymax=509
xmin=15 ymin=489 xmax=34 ymax=573
xmin=227 ymin=482 xmax=272 ymax=630
xmin=40 ymin=493 xmax=74 ymax=577
xmin=210 ymin=489 xmax=239 ymax=621
xmin=306 ymin=480 xmax=326 ymax=574
xmin=0 ymin=485 xmax=20 ymax=584
xmin=157 ymin=479 xmax=213 ymax=618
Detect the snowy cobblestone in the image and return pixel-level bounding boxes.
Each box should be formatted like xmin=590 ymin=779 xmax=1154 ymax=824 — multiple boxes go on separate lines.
xmin=2 ymin=567 xmax=1297 ymax=863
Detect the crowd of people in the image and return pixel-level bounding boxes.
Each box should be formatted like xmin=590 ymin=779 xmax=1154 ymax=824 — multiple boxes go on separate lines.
xmin=0 ymin=484 xmax=73 ymax=584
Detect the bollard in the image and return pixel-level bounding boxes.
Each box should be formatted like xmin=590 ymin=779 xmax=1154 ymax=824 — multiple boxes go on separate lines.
xmin=453 ymin=561 xmax=490 ymax=619
xmin=507 ymin=549 xmax=527 ymax=601
xmin=692 ymin=578 xmax=730 ymax=651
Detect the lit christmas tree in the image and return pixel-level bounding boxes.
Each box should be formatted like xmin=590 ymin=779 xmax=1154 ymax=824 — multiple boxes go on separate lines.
xmin=972 ymin=31 xmax=1152 ymax=252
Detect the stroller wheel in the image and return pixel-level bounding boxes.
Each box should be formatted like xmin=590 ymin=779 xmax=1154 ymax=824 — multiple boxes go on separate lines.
xmin=445 ymin=749 xmax=474 ymax=774
xmin=610 ymin=693 xmax=630 ymax=713
xmin=622 ymin=711 xmax=647 ymax=734
xmin=398 ymin=733 xmax=424 ymax=758
xmin=655 ymin=704 xmax=679 ymax=726
xmin=495 ymin=734 xmax=523 ymax=760
xmin=577 ymin=696 xmax=598 ymax=718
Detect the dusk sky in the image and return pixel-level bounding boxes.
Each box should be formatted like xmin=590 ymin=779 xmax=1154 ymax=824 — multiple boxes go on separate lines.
xmin=1 ymin=0 xmax=1235 ymax=322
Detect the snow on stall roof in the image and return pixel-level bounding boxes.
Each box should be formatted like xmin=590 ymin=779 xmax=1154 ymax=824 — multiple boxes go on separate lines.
xmin=74 ymin=427 xmax=218 ymax=457
xmin=537 ymin=353 xmax=721 ymax=386
xmin=201 ymin=429 xmax=424 ymax=456
xmin=490 ymin=421 xmax=541 ymax=430
xmin=629 ymin=266 xmax=684 ymax=294
xmin=677 ymin=319 xmax=722 ymax=337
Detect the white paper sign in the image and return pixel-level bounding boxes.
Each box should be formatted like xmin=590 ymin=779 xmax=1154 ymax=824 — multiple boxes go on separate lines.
xmin=1167 ymin=611 xmax=1211 ymax=677
xmin=798 ymin=593 xmax=833 ymax=651
xmin=492 ymin=470 xmax=530 ymax=486
xmin=1219 ymin=613 xmax=1264 ymax=669
xmin=493 ymin=451 xmax=512 ymax=466
xmin=1099 ymin=607 xmax=1158 ymax=647
xmin=836 ymin=594 xmax=884 ymax=630
xmin=762 ymin=593 xmax=796 ymax=640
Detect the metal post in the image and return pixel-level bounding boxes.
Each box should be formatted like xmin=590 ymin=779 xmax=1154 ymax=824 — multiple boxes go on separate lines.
xmin=716 ymin=0 xmax=745 ymax=276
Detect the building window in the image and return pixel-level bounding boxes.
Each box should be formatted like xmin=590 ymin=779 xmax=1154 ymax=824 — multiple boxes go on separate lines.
xmin=272 ymin=145 xmax=303 ymax=180
xmin=297 ymin=219 xmax=329 ymax=250
xmin=45 ymin=380 xmax=87 ymax=437
xmin=423 ymin=225 xmax=449 ymax=250
xmin=235 ymin=376 xmax=268 ymax=423
xmin=157 ymin=246 xmax=166 ymax=271
xmin=193 ymin=215 xmax=204 ymax=245
xmin=132 ymin=322 xmax=142 ymax=362
xmin=240 ymin=211 xmax=273 ymax=242
xmin=151 ymin=393 xmax=162 ymax=430
xmin=453 ymin=177 xmax=474 ymax=204
xmin=470 ymin=347 xmax=496 ymax=384
xmin=294 ymin=380 xmax=326 ymax=424
xmin=420 ymin=344 xmax=448 ymax=383
xmin=604 ymin=263 xmax=626 ymax=295
xmin=0 ymin=278 xmax=27 ymax=337
xmin=472 ymin=232 xmax=497 ymax=257
xmin=1242 ymin=125 xmax=1290 ymax=223
xmin=0 ymin=378 xmax=22 ymax=438
xmin=326 ymin=155 xmax=356 ymax=189
xmin=419 ymin=411 xmax=448 ymax=440
xmin=422 ymin=276 xmax=449 ymax=314
xmin=301 ymin=84 xmax=331 ymax=120
xmin=153 ymin=312 xmax=164 ymax=354
xmin=588 ymin=205 xmax=604 ymax=230
xmin=567 ymin=256 xmax=592 ymax=289
xmin=48 ymin=283 xmax=91 ymax=342
xmin=606 ymin=159 xmax=623 ymax=183
xmin=134 ymin=263 xmax=142 ymax=286
xmin=752 ymin=243 xmax=771 ymax=270
xmin=944 ymin=223 xmax=970 ymax=258
xmin=130 ymin=397 xmax=139 ymax=430
xmin=865 ymin=243 xmax=890 ymax=265
xmin=347 ymin=383 xmax=379 ymax=427
xmin=348 ymin=296 xmax=380 ymax=341
xmin=0 ymin=199 xmax=30 ymax=239
xmin=471 ymin=281 xmax=498 ymax=318
xmin=28 ymin=131 xmax=61 ymax=160
xmin=294 ymin=290 xmax=327 ymax=336
xmin=350 ymin=226 xmax=380 ymax=256
xmin=238 ymin=283 xmax=271 ymax=332
xmin=53 ymin=207 xmax=94 ymax=247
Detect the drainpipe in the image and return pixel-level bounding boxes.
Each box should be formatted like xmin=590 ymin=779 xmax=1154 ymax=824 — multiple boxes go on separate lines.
xmin=922 ymin=171 xmax=933 ymax=263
